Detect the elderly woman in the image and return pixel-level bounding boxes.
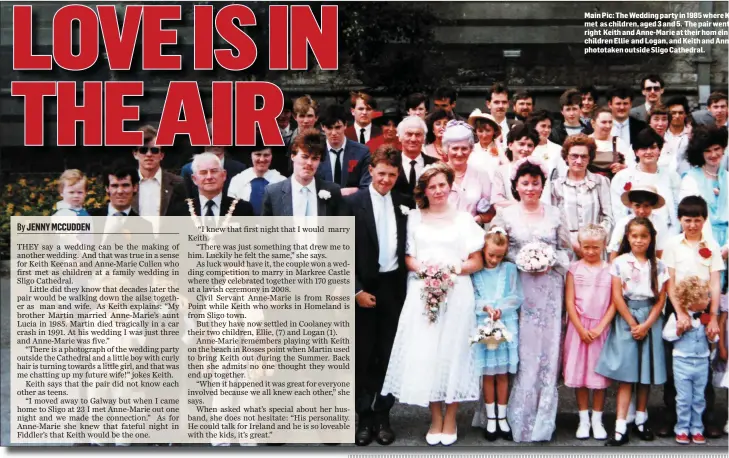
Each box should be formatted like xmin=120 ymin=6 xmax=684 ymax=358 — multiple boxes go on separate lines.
xmin=490 ymin=124 xmax=543 ymax=208
xmin=424 ymin=109 xmax=451 ymax=161
xmin=589 ymin=107 xmax=635 ymax=179
xmin=551 ymin=134 xmax=613 ymax=256
xmin=381 ymin=161 xmax=485 ymax=446
xmin=679 ymin=125 xmax=728 ymax=247
xmin=228 ymin=138 xmax=286 ymax=215
xmin=611 ymin=128 xmax=681 ymax=235
xmin=467 ymin=109 xmax=508 ymax=180
xmin=442 ymin=120 xmax=493 ymax=225
xmin=491 ymin=157 xmax=572 ymax=442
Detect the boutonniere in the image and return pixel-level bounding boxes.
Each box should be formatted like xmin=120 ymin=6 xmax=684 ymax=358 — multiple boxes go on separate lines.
xmin=623 ymin=182 xmax=632 ymax=191
xmin=698 ymin=246 xmax=712 ymax=259
xmin=318 ymin=190 xmax=331 ymax=200
xmin=348 ymin=159 xmax=358 ymax=173
xmin=400 ymin=205 xmax=411 ymax=216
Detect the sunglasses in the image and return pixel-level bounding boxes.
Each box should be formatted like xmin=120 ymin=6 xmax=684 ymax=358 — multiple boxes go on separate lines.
xmin=137 ymin=146 xmax=161 ymax=154
xmin=644 ymin=86 xmax=662 ymax=92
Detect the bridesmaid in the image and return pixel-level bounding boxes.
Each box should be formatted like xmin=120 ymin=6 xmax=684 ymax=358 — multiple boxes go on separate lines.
xmin=491 ymin=157 xmax=572 ymax=442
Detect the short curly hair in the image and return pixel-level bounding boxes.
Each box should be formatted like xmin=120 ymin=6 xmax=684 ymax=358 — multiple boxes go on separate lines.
xmin=291 ymin=128 xmax=325 ymax=159
xmin=675 ymin=276 xmax=710 ymax=312
xmin=685 ymin=125 xmax=728 ymax=167
xmin=510 ymin=161 xmax=546 ymax=201
xmin=413 ymin=162 xmax=455 ymax=209
xmin=561 ymin=133 xmax=597 ymax=163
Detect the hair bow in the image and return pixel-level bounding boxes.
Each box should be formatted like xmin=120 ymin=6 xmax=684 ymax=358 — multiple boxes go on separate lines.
xmin=488 ymin=226 xmax=507 ymax=235
xmin=509 ymin=156 xmax=550 ymax=181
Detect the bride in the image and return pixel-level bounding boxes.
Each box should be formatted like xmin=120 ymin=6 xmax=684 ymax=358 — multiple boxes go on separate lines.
xmin=380 ymin=161 xmax=485 ymax=446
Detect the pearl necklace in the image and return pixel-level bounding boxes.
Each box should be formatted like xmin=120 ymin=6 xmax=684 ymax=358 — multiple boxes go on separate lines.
xmin=703 ymin=166 xmax=719 ymax=178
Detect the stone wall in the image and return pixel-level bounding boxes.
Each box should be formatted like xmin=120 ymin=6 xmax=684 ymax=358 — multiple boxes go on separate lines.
xmin=1 ymin=1 xmax=727 ymax=173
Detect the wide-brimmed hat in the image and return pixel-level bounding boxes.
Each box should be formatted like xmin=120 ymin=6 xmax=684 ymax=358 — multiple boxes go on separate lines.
xmin=373 ymin=106 xmax=403 ymax=126
xmin=620 ymin=182 xmax=665 ymax=209
xmin=467 ymin=109 xmax=502 ymax=136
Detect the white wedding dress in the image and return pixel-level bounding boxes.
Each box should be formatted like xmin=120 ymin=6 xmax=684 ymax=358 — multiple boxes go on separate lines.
xmin=381 ymin=209 xmax=485 ymax=406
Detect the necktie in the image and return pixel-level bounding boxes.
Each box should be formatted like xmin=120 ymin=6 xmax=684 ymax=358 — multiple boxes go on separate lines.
xmin=112 ymin=211 xmax=125 ymax=217
xmin=302 ymin=187 xmax=312 ymax=217
xmin=409 ymin=160 xmax=417 ymax=191
xmin=332 ymin=149 xmax=342 ymax=184
xmin=204 ymin=200 xmax=215 ymax=226
xmin=359 ymin=128 xmax=366 ymax=144
xmin=378 ymin=195 xmax=390 ymax=269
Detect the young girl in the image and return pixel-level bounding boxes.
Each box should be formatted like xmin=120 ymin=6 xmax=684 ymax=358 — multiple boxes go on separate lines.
xmin=596 ymin=217 xmax=668 ymax=446
xmin=563 ymin=224 xmax=615 ymax=440
xmin=53 ymin=169 xmax=89 ymax=216
xmin=471 ymin=226 xmax=523 ymax=441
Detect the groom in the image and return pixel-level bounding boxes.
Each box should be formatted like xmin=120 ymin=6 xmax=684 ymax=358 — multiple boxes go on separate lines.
xmin=261 ymin=129 xmax=344 ymax=217
xmin=344 ymin=145 xmax=410 ymax=446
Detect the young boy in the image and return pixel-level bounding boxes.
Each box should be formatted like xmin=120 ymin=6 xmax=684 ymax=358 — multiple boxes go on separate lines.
xmin=662 ymin=276 xmax=717 ymax=444
xmin=608 ymin=183 xmax=668 ymax=260
xmin=53 ymin=169 xmax=89 ymax=216
xmin=658 ymin=195 xmax=726 ymax=438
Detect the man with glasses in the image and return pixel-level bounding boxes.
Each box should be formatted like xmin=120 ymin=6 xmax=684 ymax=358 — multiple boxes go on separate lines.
xmin=131 ymin=126 xmax=186 ymax=223
xmin=631 ymin=75 xmax=665 ymax=122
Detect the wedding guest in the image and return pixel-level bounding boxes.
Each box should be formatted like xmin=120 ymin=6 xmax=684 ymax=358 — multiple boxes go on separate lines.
xmin=181 ymin=129 xmax=247 ymax=199
xmin=405 ymin=92 xmax=429 ymax=119
xmin=549 ymin=88 xmax=592 ymax=146
xmin=550 ymin=134 xmax=612 ymax=256
xmin=393 ymin=115 xmax=438 ymax=204
xmin=607 ymin=184 xmax=669 ymax=260
xmin=442 ymin=120 xmax=493 ymax=224
xmin=589 ymin=106 xmax=635 ymax=179
xmin=346 ymin=91 xmax=381 ymax=144
xmin=491 ymin=157 xmax=572 ymax=442
xmin=424 ymin=109 xmax=451 ymax=161
xmin=529 ymin=110 xmax=567 ymax=178
xmin=631 ymin=75 xmax=665 ymax=122
xmin=490 ymin=124 xmax=541 ymax=209
xmin=608 ymin=85 xmax=648 ymax=149
xmin=346 ymin=145 xmax=410 ymax=446
xmin=579 ymin=85 xmax=599 ymax=126
xmin=366 ymin=106 xmax=403 ymax=152
xmin=227 ymin=136 xmax=286 ymax=215
xmin=467 ymin=109 xmax=508 ymax=181
xmin=53 ymin=169 xmax=89 ymax=216
xmin=381 ymin=162 xmax=485 ymax=446
xmin=664 ymin=96 xmax=693 ymax=176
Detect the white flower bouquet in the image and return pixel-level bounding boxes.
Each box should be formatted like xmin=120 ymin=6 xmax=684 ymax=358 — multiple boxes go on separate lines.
xmin=514 ymin=241 xmax=556 ymax=273
xmin=469 ymin=316 xmax=512 ymax=350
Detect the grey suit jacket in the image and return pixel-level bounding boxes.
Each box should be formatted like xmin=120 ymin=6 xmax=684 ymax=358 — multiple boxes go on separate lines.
xmin=630 ymin=104 xmax=649 ymax=123
xmin=260 ymin=177 xmax=345 ymax=217
xmin=691 ymin=109 xmax=717 ymax=126
xmin=132 ymin=170 xmax=185 ymax=216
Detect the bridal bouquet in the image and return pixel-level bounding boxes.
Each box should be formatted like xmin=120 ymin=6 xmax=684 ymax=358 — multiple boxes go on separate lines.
xmin=469 ymin=316 xmax=512 ymax=350
xmin=417 ymin=264 xmax=457 ymax=323
xmin=515 ymin=241 xmax=556 ymax=273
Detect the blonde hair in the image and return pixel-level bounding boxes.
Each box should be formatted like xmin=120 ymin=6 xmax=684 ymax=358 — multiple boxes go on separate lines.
xmin=57 ymin=169 xmax=87 ymax=194
xmin=577 ymin=223 xmax=608 ymax=244
xmin=675 ymin=276 xmax=710 ymax=311
xmin=484 ymin=227 xmax=509 ymax=251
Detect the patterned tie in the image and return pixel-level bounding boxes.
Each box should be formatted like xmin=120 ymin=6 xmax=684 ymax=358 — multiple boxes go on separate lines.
xmin=332 ymin=149 xmax=342 ymax=185
xmin=359 ymin=128 xmax=366 ymax=144
xmin=378 ymin=195 xmax=390 ymax=269
xmin=409 ymin=160 xmax=417 ymax=191
xmin=302 ymin=187 xmax=312 ymax=217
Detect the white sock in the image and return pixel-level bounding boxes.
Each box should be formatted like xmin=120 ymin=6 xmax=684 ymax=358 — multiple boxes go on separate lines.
xmin=635 ymin=410 xmax=647 ymax=430
xmin=591 ymin=410 xmax=603 ymax=424
xmin=616 ymin=419 xmax=627 ymax=435
xmin=578 ymin=410 xmax=589 ymax=424
xmin=497 ymin=404 xmax=510 ymax=432
xmin=485 ymin=403 xmax=496 ymax=433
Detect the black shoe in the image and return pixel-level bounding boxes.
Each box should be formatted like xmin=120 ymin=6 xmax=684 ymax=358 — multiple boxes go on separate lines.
xmin=656 ymin=409 xmax=676 ymax=437
xmin=355 ymin=422 xmax=374 ymax=446
xmin=705 ymin=423 xmax=723 ymax=439
xmin=633 ymin=423 xmax=655 ymax=441
xmin=374 ymin=415 xmax=395 ymax=445
xmin=484 ymin=418 xmax=498 ymax=442
xmin=605 ymin=431 xmax=629 ymax=446
xmin=497 ymin=418 xmax=513 ymax=441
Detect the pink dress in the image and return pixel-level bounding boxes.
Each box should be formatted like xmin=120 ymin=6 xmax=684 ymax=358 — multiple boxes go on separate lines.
xmin=563 ymin=260 xmax=612 ymax=389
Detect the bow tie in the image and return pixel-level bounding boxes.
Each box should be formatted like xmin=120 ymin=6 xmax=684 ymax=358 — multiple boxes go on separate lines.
xmin=691 ymin=311 xmax=706 ymax=319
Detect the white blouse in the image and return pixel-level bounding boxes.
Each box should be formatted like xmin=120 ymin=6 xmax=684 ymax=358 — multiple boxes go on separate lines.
xmin=610 ymin=252 xmax=668 ymax=300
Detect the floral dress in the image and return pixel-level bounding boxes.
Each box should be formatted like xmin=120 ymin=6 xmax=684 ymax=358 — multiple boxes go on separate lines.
xmin=491 ymin=204 xmax=572 ymax=442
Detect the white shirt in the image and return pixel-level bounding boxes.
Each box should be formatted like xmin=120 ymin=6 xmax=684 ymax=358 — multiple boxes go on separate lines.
xmin=369 ymin=184 xmax=398 ymax=272
xmin=533 ymin=141 xmax=568 ymax=178
xmin=608 ymin=213 xmax=669 ymax=253
xmin=662 ymin=313 xmax=716 ymax=358
xmin=291 ymin=177 xmax=318 ymax=217
xmin=354 ymin=122 xmax=373 ymax=144
xmin=664 ymin=127 xmax=691 ymax=175
xmin=199 ymin=193 xmax=223 ymax=226
xmin=611 ymin=118 xmax=632 ymax=146
xmin=590 ymin=134 xmax=636 ymax=167
xmin=497 ymin=118 xmax=510 ymax=150
xmin=137 ymin=168 xmax=162 ymax=216
xmin=228 ymin=169 xmax=285 ymax=201
xmin=402 ymin=153 xmax=424 ymax=184
xmin=328 ymin=139 xmax=348 ymax=182
xmin=102 ymin=204 xmax=132 ymax=244
xmin=611 ymin=252 xmax=668 ymax=300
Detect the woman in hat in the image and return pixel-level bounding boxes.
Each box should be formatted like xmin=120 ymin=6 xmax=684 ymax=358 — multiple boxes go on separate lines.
xmin=611 ymin=128 xmax=681 ymax=236
xmin=551 ymin=134 xmax=613 ymax=257
xmin=607 ymin=183 xmax=669 ymax=260
xmin=442 ymin=120 xmax=493 ymax=224
xmin=468 ymin=109 xmax=509 ymax=181
xmin=366 ymin=107 xmax=403 ymax=153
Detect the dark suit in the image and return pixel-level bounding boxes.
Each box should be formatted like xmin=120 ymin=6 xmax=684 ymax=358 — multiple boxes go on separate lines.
xmin=131 ymin=170 xmax=186 ymax=216
xmin=181 ymin=156 xmax=247 ymax=199
xmin=393 ymin=153 xmax=438 ymax=207
xmin=261 ymin=177 xmax=345 ymax=217
xmin=167 ymin=194 xmax=254 ymax=217
xmin=345 ymin=187 xmax=409 ymax=419
xmin=316 ymin=140 xmax=372 ymax=189
xmin=88 ymin=207 xmax=154 ymax=246
xmin=549 ymin=120 xmax=594 ymax=146
xmin=345 ymin=124 xmax=383 ymax=144
xmin=625 ymin=117 xmax=648 ymax=148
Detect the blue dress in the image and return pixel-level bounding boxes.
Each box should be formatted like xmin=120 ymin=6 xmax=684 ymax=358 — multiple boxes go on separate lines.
xmin=471 ymin=261 xmax=523 ymax=375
